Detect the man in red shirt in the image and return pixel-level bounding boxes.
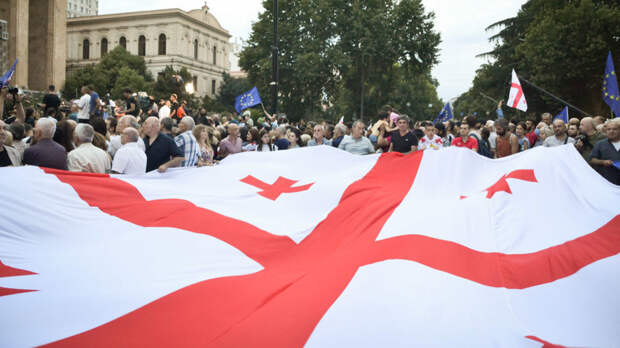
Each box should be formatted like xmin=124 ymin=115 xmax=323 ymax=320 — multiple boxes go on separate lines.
xmin=452 ymin=123 xmax=478 ymax=151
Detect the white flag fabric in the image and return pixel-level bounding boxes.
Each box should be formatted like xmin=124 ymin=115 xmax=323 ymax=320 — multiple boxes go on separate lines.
xmin=1 ymin=146 xmax=619 ymax=347
xmin=508 ymin=69 xmax=528 ymax=112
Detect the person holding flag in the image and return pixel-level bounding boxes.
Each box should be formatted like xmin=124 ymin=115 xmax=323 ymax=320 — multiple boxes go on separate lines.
xmin=602 ymin=51 xmax=619 ymax=118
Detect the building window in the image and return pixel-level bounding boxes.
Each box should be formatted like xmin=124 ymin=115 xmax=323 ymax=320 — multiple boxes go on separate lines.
xmin=138 ymin=35 xmax=146 ymax=56
xmin=193 ymin=39 xmax=198 ymax=60
xmin=212 ymin=79 xmax=216 ymax=95
xmin=213 ymin=45 xmax=217 ymax=65
xmin=82 ymin=39 xmax=90 ymax=59
xmin=193 ymin=76 xmax=198 ymax=92
xmin=158 ymin=34 xmax=166 ymax=55
xmin=101 ymin=38 xmax=108 ymax=56
xmin=119 ymin=36 xmax=126 ymax=50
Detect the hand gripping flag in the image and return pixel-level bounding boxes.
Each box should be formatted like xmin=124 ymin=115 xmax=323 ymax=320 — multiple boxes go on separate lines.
xmin=1 ymin=146 xmax=619 ymax=347
xmin=234 ymin=86 xmax=262 ymax=114
xmin=0 ymin=59 xmax=18 ymax=88
xmin=554 ymin=106 xmax=569 ymax=123
xmin=507 ymin=69 xmax=528 ymax=112
xmin=433 ymin=102 xmax=453 ymax=124
xmin=602 ymin=51 xmax=620 ymax=117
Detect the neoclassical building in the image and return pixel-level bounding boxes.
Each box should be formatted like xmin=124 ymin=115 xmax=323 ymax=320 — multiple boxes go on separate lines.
xmin=66 ymin=5 xmax=231 ymax=97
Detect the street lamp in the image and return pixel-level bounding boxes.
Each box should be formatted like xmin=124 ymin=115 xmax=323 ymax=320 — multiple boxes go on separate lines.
xmin=185 ymin=83 xmax=195 ymax=95
xmin=272 ymin=0 xmax=279 ymax=116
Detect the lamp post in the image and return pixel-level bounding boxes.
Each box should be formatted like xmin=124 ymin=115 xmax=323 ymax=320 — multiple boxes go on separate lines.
xmin=271 ymin=0 xmax=279 ymax=116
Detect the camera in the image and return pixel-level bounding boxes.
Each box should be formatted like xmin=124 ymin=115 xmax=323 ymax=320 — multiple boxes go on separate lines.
xmin=8 ymin=87 xmax=18 ymax=95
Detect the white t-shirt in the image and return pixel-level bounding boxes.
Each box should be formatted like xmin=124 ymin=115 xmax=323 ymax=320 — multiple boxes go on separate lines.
xmin=108 ymin=135 xmax=146 ymax=158
xmin=159 ymin=105 xmax=171 ymax=119
xmin=418 ymin=135 xmax=443 ymax=151
xmin=76 ymin=94 xmax=91 ymax=120
xmin=112 ymin=142 xmax=147 ymax=174
xmin=613 ymin=140 xmax=620 ymax=151
xmin=488 ymin=132 xmax=497 ymax=150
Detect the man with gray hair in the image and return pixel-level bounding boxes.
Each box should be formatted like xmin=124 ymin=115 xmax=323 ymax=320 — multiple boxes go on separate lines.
xmin=23 ymin=118 xmax=67 ymax=169
xmin=111 ymin=127 xmax=147 ymax=174
xmin=175 ymin=116 xmax=201 ymax=167
xmin=67 ymin=123 xmax=111 ymax=173
xmin=308 ymin=124 xmax=332 ymax=146
xmin=108 ymin=115 xmax=145 ymax=157
xmin=338 ymin=120 xmax=375 ymax=155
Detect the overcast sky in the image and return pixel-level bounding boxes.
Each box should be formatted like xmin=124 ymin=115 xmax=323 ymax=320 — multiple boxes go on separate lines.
xmin=100 ymin=0 xmax=526 ymax=101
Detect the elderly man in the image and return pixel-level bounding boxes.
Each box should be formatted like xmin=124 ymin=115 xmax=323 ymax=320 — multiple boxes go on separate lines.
xmin=544 ymin=119 xmax=575 ymax=147
xmin=175 ymin=117 xmax=201 ymax=167
xmin=541 ymin=112 xmax=553 ymax=126
xmin=338 ymin=121 xmax=375 ymax=155
xmin=67 ymin=123 xmax=111 ymax=173
xmin=108 ymin=115 xmax=145 ymax=157
xmin=22 ymin=118 xmax=67 ymax=169
xmin=0 ymin=120 xmax=21 ymax=167
xmin=218 ymin=123 xmax=243 ymax=158
xmin=577 ymin=116 xmax=606 ymax=161
xmin=143 ymin=117 xmax=184 ymax=173
xmin=308 ymin=125 xmax=332 ymax=146
xmin=590 ymin=118 xmax=620 ymax=185
xmin=111 ymin=127 xmax=147 ymax=175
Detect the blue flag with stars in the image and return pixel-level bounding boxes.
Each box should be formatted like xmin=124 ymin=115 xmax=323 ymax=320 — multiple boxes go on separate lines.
xmin=434 ymin=102 xmax=453 ymax=124
xmin=0 ymin=59 xmax=18 ymax=88
xmin=603 ymin=51 xmax=619 ymax=117
xmin=235 ymin=87 xmax=262 ymax=114
xmin=554 ymin=106 xmax=568 ymax=123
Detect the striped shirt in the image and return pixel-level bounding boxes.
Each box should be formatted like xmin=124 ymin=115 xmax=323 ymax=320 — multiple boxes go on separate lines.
xmin=175 ymin=131 xmax=201 ymax=167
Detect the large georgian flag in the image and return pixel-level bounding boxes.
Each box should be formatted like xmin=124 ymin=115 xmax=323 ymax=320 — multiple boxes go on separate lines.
xmin=0 ymin=146 xmax=619 ymax=347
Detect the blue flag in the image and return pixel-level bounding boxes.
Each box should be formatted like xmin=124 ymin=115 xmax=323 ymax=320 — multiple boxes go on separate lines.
xmin=234 ymin=87 xmax=262 ymax=114
xmin=603 ymin=51 xmax=620 ymax=117
xmin=434 ymin=103 xmax=453 ymax=124
xmin=554 ymin=106 xmax=569 ymax=123
xmin=0 ymin=59 xmax=18 ymax=88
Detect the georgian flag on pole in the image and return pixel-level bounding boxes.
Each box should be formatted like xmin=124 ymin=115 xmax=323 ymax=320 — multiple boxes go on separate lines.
xmin=1 ymin=146 xmax=619 ymax=347
xmin=508 ymin=69 xmax=528 ymax=112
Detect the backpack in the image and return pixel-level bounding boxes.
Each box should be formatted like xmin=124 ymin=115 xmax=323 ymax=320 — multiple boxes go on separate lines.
xmin=471 ymin=133 xmax=493 ymax=158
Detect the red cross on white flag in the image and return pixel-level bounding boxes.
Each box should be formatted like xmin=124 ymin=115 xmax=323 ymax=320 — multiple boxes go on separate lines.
xmin=508 ymin=69 xmax=528 ymax=112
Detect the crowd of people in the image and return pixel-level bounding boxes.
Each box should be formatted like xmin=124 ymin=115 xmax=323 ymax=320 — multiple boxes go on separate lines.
xmin=1 ymin=84 xmax=619 ymax=185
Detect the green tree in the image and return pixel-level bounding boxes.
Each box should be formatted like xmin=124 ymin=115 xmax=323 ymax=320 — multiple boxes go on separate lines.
xmin=239 ymin=0 xmax=441 ymax=121
xmin=111 ymin=66 xmax=149 ymax=99
xmin=457 ymin=0 xmax=620 ymax=119
xmin=151 ymin=66 xmax=193 ymax=102
xmin=216 ymin=73 xmax=252 ymax=112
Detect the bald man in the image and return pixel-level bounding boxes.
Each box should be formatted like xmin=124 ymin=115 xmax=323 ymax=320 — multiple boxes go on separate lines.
xmin=218 ymin=123 xmax=242 ymax=159
xmin=543 ymin=119 xmax=575 ymax=147
xmin=143 ymin=117 xmax=184 ymax=173
xmin=111 ymin=127 xmax=147 ymax=174
xmin=578 ymin=117 xmax=606 ymax=161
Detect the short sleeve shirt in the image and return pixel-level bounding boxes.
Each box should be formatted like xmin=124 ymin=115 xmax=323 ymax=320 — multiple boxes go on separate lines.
xmin=338 ymin=135 xmax=375 ymax=155
xmin=219 ymin=137 xmax=243 ymax=155
xmin=111 ymin=142 xmax=147 ymax=174
xmin=126 ymin=97 xmax=138 ymax=116
xmin=42 ymin=93 xmax=61 ymax=113
xmin=452 ymin=136 xmax=478 ymax=150
xmin=144 ymin=133 xmax=184 ymax=172
xmin=391 ymin=131 xmax=418 ymax=153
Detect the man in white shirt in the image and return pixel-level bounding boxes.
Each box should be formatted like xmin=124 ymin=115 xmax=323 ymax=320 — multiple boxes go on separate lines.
xmin=108 ymin=115 xmax=145 ymax=157
xmin=75 ymin=86 xmax=91 ymax=123
xmin=338 ymin=120 xmax=375 ymax=155
xmin=418 ymin=124 xmax=443 ymax=150
xmin=158 ymin=100 xmax=171 ymax=119
xmin=68 ymin=123 xmax=111 ymax=173
xmin=111 ymin=127 xmax=147 ymax=174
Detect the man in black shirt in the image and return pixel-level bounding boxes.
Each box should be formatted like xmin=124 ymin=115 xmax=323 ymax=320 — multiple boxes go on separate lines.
xmin=143 ymin=117 xmax=184 ymax=172
xmin=41 ymin=85 xmax=61 ymax=116
xmin=122 ymin=88 xmax=138 ymax=116
xmin=389 ymin=115 xmax=418 ymax=154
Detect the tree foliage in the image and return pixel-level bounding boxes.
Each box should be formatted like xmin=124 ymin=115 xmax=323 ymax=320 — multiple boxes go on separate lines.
xmin=216 ymin=73 xmax=252 ymax=111
xmin=239 ymin=0 xmax=441 ymax=122
xmin=456 ymin=0 xmax=620 ymax=120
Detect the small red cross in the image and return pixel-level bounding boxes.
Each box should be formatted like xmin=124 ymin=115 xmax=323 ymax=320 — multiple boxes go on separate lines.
xmin=240 ymin=175 xmax=314 ymax=201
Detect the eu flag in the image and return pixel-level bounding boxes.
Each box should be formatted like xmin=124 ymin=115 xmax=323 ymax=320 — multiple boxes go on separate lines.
xmin=603 ymin=51 xmax=620 ymax=117
xmin=554 ymin=106 xmax=568 ymax=123
xmin=434 ymin=102 xmax=453 ymax=124
xmin=0 ymin=59 xmax=18 ymax=88
xmin=235 ymin=87 xmax=262 ymax=114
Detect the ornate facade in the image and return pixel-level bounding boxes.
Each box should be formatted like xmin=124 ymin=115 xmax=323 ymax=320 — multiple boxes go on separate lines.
xmin=66 ymin=5 xmax=231 ymax=97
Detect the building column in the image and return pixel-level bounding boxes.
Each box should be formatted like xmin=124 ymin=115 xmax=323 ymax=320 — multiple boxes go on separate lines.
xmin=8 ymin=0 xmax=29 ymax=88
xmin=28 ymin=0 xmax=66 ymax=91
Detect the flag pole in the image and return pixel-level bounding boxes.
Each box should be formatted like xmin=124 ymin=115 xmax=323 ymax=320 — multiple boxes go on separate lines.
xmin=519 ymin=77 xmax=592 ymax=117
